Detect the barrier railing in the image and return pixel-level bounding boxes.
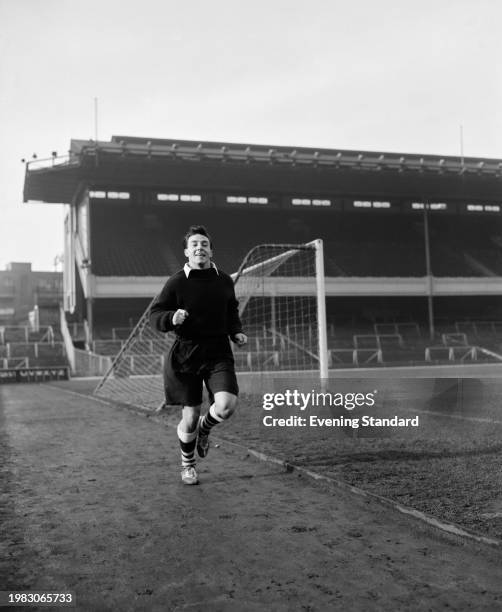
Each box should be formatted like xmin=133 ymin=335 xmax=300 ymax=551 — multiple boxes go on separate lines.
xmin=74 ymin=349 xmax=112 ymax=377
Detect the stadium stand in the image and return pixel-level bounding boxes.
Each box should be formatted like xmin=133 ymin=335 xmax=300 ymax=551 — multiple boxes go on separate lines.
xmin=21 ymin=136 xmax=502 ymax=370
xmin=85 ymin=205 xmax=502 ymax=279
xmin=81 ymin=311 xmax=502 ymax=371
xmin=91 ymin=340 xmax=124 ymax=355
xmin=0 ymin=325 xmax=69 ymax=371
xmin=90 ymin=205 xmax=181 ymax=276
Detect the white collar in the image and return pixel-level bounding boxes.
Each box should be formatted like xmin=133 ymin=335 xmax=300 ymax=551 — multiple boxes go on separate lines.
xmin=183 ymin=262 xmax=219 ymax=278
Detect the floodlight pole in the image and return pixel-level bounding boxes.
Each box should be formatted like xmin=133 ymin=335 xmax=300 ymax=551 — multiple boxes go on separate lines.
xmin=94 ymin=97 xmax=99 ymax=142
xmin=312 ymin=239 xmax=329 ymax=381
xmin=423 ymin=202 xmax=435 ymax=341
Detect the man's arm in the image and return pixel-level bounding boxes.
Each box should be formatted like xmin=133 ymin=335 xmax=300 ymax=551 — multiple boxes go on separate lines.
xmin=227 ymin=276 xmax=247 ymax=346
xmin=149 ymin=279 xmax=179 ymax=333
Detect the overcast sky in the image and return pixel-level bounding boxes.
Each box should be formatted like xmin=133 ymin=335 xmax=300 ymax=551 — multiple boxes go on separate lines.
xmin=1 ymin=0 xmax=501 ymax=270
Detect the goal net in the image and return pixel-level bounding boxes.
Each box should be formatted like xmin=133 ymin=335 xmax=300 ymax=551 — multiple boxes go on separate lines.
xmin=93 ymin=306 xmax=172 ymax=411
xmin=94 ymin=240 xmax=328 ymax=409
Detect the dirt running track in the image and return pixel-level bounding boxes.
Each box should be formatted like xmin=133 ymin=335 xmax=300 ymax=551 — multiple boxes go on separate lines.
xmin=1 ymin=384 xmax=502 ymax=612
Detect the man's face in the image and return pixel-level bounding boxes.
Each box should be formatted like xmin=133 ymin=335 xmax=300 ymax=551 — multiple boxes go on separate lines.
xmin=184 ymin=234 xmax=213 ymax=269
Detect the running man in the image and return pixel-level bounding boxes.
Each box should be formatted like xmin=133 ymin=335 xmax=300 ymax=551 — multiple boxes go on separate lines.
xmin=150 ymin=225 xmax=247 ymax=484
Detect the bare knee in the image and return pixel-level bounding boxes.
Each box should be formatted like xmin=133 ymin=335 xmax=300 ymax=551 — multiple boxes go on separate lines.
xmin=180 ymin=405 xmax=201 ymax=432
xmin=213 ymin=392 xmax=237 ymax=419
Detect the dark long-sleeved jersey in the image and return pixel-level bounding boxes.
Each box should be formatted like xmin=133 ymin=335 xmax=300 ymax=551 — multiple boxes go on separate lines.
xmin=149 ymin=266 xmax=243 ymax=340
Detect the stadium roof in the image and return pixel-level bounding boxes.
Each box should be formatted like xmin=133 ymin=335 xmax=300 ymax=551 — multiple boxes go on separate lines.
xmin=23 ymin=135 xmax=502 ymax=204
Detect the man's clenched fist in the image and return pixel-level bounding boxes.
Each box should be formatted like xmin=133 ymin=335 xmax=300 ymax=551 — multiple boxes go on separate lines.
xmin=172 ymin=309 xmax=189 ymax=325
xmin=232 ymin=333 xmax=248 ymax=347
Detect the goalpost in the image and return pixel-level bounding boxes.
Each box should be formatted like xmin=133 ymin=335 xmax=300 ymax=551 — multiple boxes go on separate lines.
xmin=94 ymin=239 xmax=328 ymax=410
xmin=231 ymin=239 xmax=328 ymax=381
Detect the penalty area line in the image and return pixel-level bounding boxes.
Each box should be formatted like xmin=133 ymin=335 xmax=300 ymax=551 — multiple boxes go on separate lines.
xmin=400 ymin=406 xmax=502 ymax=426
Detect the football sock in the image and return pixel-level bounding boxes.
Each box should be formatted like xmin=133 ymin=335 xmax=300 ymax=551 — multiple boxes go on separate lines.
xmin=198 ymin=404 xmax=225 ymax=436
xmin=177 ymin=424 xmax=197 ymax=468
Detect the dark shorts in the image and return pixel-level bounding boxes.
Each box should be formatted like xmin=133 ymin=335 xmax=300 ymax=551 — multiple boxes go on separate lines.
xmin=163 ymin=337 xmax=239 ymax=407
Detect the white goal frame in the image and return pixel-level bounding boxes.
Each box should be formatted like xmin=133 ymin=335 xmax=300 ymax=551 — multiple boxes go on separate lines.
xmin=232 ymin=238 xmax=328 ymax=381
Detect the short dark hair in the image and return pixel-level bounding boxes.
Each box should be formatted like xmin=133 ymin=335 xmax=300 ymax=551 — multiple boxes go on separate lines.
xmin=183 ymin=225 xmax=212 ymax=249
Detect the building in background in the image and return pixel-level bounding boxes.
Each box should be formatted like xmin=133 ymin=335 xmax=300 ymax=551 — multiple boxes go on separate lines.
xmin=0 ymin=262 xmax=62 ymax=326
